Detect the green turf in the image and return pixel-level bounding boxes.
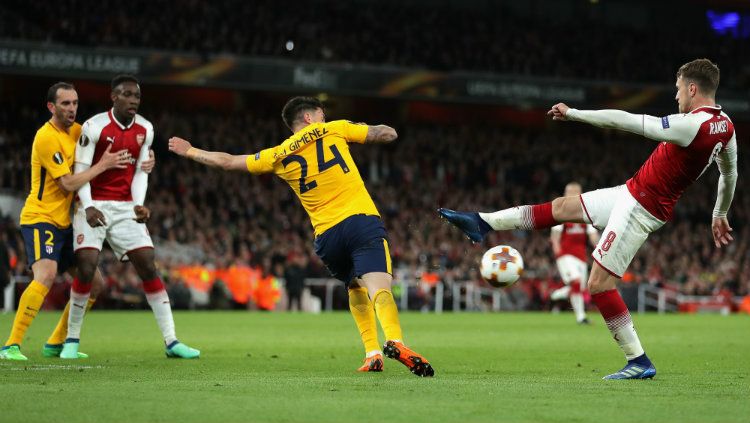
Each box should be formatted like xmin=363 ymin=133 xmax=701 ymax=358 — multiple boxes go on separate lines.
xmin=0 ymin=311 xmax=748 ymax=423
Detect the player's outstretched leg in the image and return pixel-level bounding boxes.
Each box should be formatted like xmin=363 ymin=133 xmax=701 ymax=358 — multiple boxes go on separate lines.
xmin=348 ymin=285 xmax=384 ymax=372
xmin=437 ymin=209 xmax=492 ymax=242
xmin=362 ymin=273 xmax=434 ymax=377
xmin=589 ymin=265 xmax=655 ymax=380
xmin=439 ymin=196 xmax=586 ymax=242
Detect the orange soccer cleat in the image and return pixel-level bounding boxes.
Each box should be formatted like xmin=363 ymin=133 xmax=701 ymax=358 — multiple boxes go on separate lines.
xmin=357 ymin=353 xmax=384 ymax=372
xmin=382 ymin=340 xmax=435 ymax=377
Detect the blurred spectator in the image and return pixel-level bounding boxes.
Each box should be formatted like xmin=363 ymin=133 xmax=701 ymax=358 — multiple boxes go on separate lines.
xmin=284 ymin=254 xmax=307 ymax=311
xmin=1 ymin=0 xmax=747 ymax=88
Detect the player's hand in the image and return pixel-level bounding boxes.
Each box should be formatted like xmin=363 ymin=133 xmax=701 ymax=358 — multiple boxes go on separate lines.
xmin=85 ymin=207 xmax=106 ymax=227
xmin=134 ymin=205 xmax=151 ymax=223
xmin=141 ymin=149 xmax=155 ymax=174
xmin=711 ymin=217 xmax=734 ymax=248
xmin=99 ymin=145 xmax=131 ymax=170
xmin=168 ymin=137 xmax=192 ymax=156
xmin=547 ymin=103 xmax=570 ymax=121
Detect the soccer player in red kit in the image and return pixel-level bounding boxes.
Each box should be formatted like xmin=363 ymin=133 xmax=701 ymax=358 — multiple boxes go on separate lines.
xmin=550 ymin=182 xmax=599 ymax=324
xmin=440 ymin=59 xmax=737 ymax=379
xmin=63 ymin=75 xmax=199 ymax=359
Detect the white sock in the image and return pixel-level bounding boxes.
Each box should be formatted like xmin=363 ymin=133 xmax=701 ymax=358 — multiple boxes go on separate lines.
xmin=146 ymin=290 xmax=177 ymax=345
xmin=605 ymin=313 xmax=645 ymax=360
xmin=366 ymin=350 xmax=382 ymax=358
xmin=479 ymin=206 xmax=533 ymax=230
xmin=67 ymin=291 xmax=91 ymax=340
xmin=570 ymin=293 xmax=586 ymax=322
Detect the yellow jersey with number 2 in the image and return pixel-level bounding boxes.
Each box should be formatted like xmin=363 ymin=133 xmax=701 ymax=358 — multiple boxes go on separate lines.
xmin=20 ymin=121 xmax=81 ymax=228
xmin=246 ymin=120 xmax=379 ymax=236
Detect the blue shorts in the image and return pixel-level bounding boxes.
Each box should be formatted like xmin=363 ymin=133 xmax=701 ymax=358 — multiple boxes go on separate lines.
xmin=20 ymin=223 xmax=74 ymax=273
xmin=313 ymin=215 xmax=392 ymax=285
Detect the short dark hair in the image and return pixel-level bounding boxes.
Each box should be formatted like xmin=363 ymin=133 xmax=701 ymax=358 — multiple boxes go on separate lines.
xmin=281 ymin=96 xmax=324 ymax=130
xmin=111 ymin=74 xmax=140 ymax=91
xmin=47 ymin=82 xmax=75 ymax=103
xmin=676 ymin=59 xmax=720 ymax=96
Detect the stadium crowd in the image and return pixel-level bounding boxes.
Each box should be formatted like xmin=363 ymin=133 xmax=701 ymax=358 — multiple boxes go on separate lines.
xmin=1 ymin=0 xmax=748 ymax=88
xmin=1 ymin=104 xmax=748 ymax=311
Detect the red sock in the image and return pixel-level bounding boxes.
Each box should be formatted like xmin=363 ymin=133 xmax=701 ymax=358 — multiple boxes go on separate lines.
xmin=570 ymin=280 xmax=581 ymax=294
xmin=530 ymin=202 xmax=557 ymax=230
xmin=72 ymin=277 xmax=92 ymax=295
xmin=591 ymin=289 xmax=630 ymax=331
xmin=142 ymin=277 xmax=165 ymax=294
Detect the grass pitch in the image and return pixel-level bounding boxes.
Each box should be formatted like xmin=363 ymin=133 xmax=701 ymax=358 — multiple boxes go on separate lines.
xmin=0 ymin=311 xmax=748 ymax=423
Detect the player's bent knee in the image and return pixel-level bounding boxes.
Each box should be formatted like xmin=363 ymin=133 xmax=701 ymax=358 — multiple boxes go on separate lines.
xmin=77 ymin=262 xmax=98 ymax=283
xmin=551 ymin=196 xmax=583 ymax=222
xmin=588 ymin=263 xmax=617 ymax=294
xmin=360 ymin=272 xmax=393 ymax=292
xmin=134 ymin=263 xmax=158 ymax=281
xmin=31 ymin=259 xmax=58 ymax=287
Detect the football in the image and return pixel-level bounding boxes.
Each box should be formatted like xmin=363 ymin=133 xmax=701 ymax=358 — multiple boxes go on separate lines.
xmin=479 ymin=245 xmax=524 ymax=288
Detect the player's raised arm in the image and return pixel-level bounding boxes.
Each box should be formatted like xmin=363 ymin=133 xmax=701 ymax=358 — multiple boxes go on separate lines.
xmin=365 ymin=125 xmax=398 ymax=144
xmin=548 ymin=103 xmax=700 ymax=147
xmin=711 ymin=134 xmax=738 ymax=248
xmin=168 ymin=137 xmax=249 ymax=171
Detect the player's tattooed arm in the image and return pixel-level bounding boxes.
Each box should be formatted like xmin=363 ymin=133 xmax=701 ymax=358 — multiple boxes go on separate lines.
xmin=365 ymin=125 xmax=398 ymax=144
xmin=168 ymin=137 xmax=249 ymax=171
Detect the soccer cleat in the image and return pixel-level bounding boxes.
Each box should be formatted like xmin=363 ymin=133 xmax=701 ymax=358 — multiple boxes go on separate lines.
xmin=357 ymin=354 xmax=384 ymax=372
xmin=438 ymin=208 xmax=491 ymax=243
xmin=577 ymin=318 xmax=591 ymax=325
xmin=382 ymin=340 xmax=434 ymax=377
xmin=0 ymin=345 xmax=28 ymax=361
xmin=43 ymin=343 xmax=89 ymax=358
xmin=165 ymin=341 xmax=200 ymax=359
xmin=60 ymin=340 xmax=88 ymax=359
xmin=603 ymin=355 xmax=656 ymax=380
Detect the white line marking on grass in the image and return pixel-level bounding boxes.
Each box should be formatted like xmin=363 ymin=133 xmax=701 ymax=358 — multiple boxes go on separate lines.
xmin=0 ymin=364 xmax=106 ymax=371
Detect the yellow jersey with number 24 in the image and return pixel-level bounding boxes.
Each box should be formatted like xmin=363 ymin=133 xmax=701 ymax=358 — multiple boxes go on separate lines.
xmin=246 ymin=120 xmax=379 ymax=236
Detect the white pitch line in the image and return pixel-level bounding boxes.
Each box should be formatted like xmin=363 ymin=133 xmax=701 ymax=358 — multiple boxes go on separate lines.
xmin=0 ymin=364 xmax=106 ymax=371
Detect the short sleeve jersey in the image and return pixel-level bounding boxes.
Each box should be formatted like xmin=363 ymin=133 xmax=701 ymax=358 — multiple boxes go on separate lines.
xmin=246 ymin=120 xmax=379 ymax=235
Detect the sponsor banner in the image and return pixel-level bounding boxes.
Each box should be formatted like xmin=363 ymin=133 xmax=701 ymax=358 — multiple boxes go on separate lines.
xmin=1 ymin=40 xmax=748 ymax=116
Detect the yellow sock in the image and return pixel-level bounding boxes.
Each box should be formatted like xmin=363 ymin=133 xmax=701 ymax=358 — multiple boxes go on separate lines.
xmin=348 ymin=287 xmax=380 ymax=353
xmin=46 ymin=301 xmax=70 ymax=345
xmin=373 ymin=288 xmax=403 ymax=342
xmin=5 ymin=280 xmax=49 ymax=347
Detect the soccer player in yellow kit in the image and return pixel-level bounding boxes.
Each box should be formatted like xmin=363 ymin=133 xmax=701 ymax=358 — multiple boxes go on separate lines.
xmin=169 ymin=97 xmax=434 ymax=376
xmin=0 ymin=82 xmax=131 ymax=360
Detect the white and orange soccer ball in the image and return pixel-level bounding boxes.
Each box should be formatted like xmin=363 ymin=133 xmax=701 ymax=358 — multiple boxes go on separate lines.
xmin=479 ymin=245 xmax=524 ymax=288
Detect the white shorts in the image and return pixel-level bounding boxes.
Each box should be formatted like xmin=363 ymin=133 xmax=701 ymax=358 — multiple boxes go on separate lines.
xmin=555 ymin=255 xmax=588 ymax=286
xmin=580 ymin=185 xmax=665 ymax=277
xmin=73 ymin=200 xmax=153 ymax=261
